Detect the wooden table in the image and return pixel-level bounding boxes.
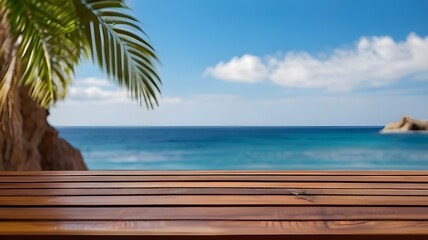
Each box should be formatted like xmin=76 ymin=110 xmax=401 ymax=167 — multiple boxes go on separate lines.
xmin=0 ymin=171 xmax=427 ymax=239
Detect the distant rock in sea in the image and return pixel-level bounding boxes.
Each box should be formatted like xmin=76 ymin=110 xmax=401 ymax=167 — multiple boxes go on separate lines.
xmin=381 ymin=115 xmax=428 ymax=133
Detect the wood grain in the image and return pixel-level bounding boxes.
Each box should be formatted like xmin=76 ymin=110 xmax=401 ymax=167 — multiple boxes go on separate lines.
xmin=1 ymin=170 xmax=428 ymax=176
xmin=1 ymin=195 xmax=428 ymax=206
xmin=1 ymin=188 xmax=427 ymax=196
xmin=1 ymin=221 xmax=428 ymax=235
xmin=1 ymin=181 xmax=427 ymax=189
xmin=0 ymin=207 xmax=427 ymax=220
xmin=1 ymin=171 xmax=427 ymax=239
xmin=1 ymin=175 xmax=428 ymax=182
xmin=4 ymin=236 xmax=428 ymax=240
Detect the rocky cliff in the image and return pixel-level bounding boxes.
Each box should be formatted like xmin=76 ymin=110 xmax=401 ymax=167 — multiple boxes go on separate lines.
xmin=1 ymin=9 xmax=86 ymax=171
xmin=381 ymin=116 xmax=428 ymax=132
xmin=0 ymin=87 xmax=87 ymax=170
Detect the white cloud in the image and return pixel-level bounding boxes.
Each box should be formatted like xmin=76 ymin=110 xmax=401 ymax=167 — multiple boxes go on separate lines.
xmin=78 ymin=77 xmax=112 ymax=87
xmin=69 ymin=78 xmax=177 ymax=105
xmin=205 ymin=33 xmax=428 ymax=91
xmin=67 ymin=84 xmax=182 ymax=107
xmin=50 ymin=93 xmax=428 ymax=126
xmin=67 ymin=77 xmax=124 ymax=102
xmin=204 ymin=54 xmax=268 ymax=83
xmin=68 ymin=86 xmax=128 ymax=102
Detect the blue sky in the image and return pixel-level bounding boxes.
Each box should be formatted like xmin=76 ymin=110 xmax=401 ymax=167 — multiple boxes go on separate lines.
xmin=50 ymin=0 xmax=428 ymax=126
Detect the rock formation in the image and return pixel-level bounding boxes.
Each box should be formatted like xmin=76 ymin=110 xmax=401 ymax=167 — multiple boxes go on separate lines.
xmin=0 ymin=86 xmax=87 ymax=170
xmin=1 ymin=9 xmax=86 ymax=171
xmin=381 ymin=115 xmax=428 ymax=132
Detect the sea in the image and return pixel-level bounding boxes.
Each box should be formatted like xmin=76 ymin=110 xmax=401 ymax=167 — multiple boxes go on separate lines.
xmin=58 ymin=127 xmax=428 ymax=170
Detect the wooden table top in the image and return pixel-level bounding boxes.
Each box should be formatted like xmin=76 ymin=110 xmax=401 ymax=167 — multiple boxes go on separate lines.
xmin=0 ymin=170 xmax=427 ymax=240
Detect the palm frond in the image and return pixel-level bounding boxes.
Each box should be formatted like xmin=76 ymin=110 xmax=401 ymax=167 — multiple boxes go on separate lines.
xmin=1 ymin=0 xmax=161 ymax=110
xmin=3 ymin=0 xmax=81 ymax=107
xmin=72 ymin=0 xmax=161 ymax=108
xmin=0 ymin=4 xmax=18 ymax=108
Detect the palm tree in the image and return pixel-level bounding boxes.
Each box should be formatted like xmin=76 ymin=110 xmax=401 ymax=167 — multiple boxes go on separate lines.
xmin=0 ymin=0 xmax=161 ymax=170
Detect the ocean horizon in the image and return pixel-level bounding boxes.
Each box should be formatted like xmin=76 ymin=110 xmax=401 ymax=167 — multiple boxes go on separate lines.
xmin=58 ymin=126 xmax=428 ymax=170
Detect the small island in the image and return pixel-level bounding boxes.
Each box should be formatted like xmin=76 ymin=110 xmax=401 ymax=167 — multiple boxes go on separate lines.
xmin=381 ymin=115 xmax=428 ymax=132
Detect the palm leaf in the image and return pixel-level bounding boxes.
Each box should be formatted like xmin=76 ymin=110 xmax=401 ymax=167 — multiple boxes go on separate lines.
xmin=1 ymin=0 xmax=161 ymax=110
xmin=2 ymin=0 xmax=81 ymax=107
xmin=0 ymin=4 xmax=16 ymax=108
xmin=72 ymin=0 xmax=161 ymax=108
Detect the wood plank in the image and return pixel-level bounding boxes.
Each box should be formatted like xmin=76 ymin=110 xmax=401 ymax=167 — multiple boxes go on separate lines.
xmin=4 ymin=235 xmax=428 ymax=240
xmin=1 ymin=182 xmax=427 ymax=189
xmin=1 ymin=195 xmax=428 ymax=206
xmin=1 ymin=188 xmax=427 ymax=196
xmin=0 ymin=207 xmax=427 ymax=220
xmin=1 ymin=171 xmax=427 ymax=238
xmin=1 ymin=170 xmax=428 ymax=176
xmin=1 ymin=175 xmax=428 ymax=183
xmin=0 ymin=221 xmax=427 ymax=235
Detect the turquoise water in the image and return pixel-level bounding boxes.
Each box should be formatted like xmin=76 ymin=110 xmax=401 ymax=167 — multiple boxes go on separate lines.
xmin=58 ymin=127 xmax=428 ymax=170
